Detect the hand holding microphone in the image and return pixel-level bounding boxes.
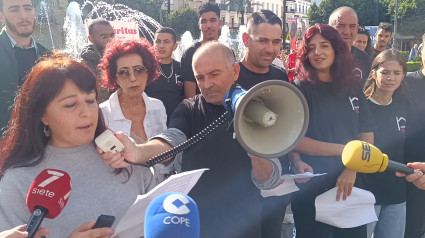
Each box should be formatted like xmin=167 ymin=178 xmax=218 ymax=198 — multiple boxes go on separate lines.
xmin=396 ymin=162 xmax=425 ymax=190
xmin=25 ymin=169 xmax=71 ymax=238
xmin=0 ymin=225 xmax=49 ymax=238
xmin=341 ymin=140 xmax=414 ymax=174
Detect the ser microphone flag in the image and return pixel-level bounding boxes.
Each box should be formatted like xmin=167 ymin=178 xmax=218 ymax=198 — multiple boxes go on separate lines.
xmin=144 ymin=192 xmax=200 ymax=238
xmin=342 ymin=140 xmax=414 ymax=175
xmin=25 ymin=169 xmax=72 ymax=238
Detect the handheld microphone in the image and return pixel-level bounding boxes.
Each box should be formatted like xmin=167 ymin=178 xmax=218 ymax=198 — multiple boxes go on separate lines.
xmin=144 ymin=192 xmax=200 ymax=238
xmin=25 ymin=169 xmax=72 ymax=238
xmin=342 ymin=140 xmax=414 ymax=175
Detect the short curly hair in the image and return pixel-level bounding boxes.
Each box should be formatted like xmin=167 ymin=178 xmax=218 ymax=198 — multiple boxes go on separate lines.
xmin=99 ymin=38 xmax=159 ymax=90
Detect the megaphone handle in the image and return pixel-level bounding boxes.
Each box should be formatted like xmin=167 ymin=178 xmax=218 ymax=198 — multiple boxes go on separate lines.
xmin=387 ymin=160 xmax=415 ymax=175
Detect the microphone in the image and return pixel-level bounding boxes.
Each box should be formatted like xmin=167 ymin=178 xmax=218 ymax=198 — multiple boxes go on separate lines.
xmin=144 ymin=192 xmax=200 ymax=238
xmin=25 ymin=169 xmax=72 ymax=238
xmin=342 ymin=140 xmax=414 ymax=175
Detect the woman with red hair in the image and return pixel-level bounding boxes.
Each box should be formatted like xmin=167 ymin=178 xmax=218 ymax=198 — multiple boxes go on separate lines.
xmin=99 ymin=39 xmax=171 ymax=175
xmin=290 ymin=24 xmax=374 ymax=238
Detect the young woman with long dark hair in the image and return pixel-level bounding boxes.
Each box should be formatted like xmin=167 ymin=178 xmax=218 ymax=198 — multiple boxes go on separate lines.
xmin=290 ymin=24 xmax=374 ymax=238
xmin=363 ymin=49 xmax=407 ymax=238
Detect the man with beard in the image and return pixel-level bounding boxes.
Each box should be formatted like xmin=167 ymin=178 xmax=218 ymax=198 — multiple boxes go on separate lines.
xmin=0 ymin=0 xmax=49 ymax=134
xmin=370 ymin=22 xmax=392 ymax=60
xmin=238 ymin=10 xmax=290 ymax=238
xmin=81 ymin=19 xmax=115 ymax=103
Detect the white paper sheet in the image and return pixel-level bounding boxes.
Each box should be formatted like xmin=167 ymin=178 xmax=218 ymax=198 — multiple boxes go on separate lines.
xmin=315 ymin=187 xmax=378 ymax=228
xmin=113 ymin=168 xmax=208 ymax=238
xmin=261 ymin=178 xmax=299 ymax=197
xmin=281 ymin=172 xmax=327 ymax=180
xmin=261 ymin=172 xmax=327 ymax=198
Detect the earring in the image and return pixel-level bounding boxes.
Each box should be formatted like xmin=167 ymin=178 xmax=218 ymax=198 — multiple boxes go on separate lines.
xmin=43 ymin=125 xmax=51 ymax=137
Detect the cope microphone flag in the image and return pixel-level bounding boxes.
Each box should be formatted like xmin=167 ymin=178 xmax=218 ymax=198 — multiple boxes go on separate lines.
xmin=342 ymin=140 xmax=414 ymax=174
xmin=145 ymin=192 xmax=200 ymax=238
xmin=25 ymin=169 xmax=72 ymax=238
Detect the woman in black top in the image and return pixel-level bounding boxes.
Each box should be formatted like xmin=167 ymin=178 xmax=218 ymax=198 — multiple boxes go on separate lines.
xmin=290 ymin=24 xmax=374 ymax=238
xmin=363 ymin=49 xmax=407 ymax=238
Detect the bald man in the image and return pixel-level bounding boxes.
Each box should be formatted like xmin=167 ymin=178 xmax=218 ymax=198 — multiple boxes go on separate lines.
xmin=100 ymin=42 xmax=283 ymax=238
xmin=329 ymin=7 xmax=371 ymax=83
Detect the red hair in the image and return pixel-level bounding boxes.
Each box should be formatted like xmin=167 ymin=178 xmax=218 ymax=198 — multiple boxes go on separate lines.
xmin=296 ymin=24 xmax=361 ymax=97
xmin=98 ymin=38 xmax=159 ymax=90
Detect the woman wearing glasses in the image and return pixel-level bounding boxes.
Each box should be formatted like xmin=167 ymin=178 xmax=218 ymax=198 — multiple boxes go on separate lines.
xmin=99 ymin=39 xmax=169 ymax=174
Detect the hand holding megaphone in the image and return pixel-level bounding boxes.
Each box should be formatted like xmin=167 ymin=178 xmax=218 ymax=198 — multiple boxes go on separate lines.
xmin=341 ymin=140 xmax=414 ymax=175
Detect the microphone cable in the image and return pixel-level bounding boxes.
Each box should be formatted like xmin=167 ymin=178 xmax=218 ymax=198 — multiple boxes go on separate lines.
xmin=124 ymin=111 xmax=231 ymax=167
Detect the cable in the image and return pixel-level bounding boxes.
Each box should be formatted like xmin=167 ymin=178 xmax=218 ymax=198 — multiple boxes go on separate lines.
xmin=124 ymin=111 xmax=231 ymax=167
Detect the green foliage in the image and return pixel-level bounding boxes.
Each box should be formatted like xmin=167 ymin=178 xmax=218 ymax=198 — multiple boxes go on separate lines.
xmin=406 ymin=61 xmax=422 ymax=72
xmin=379 ymin=0 xmax=425 ymax=36
xmin=307 ymin=0 xmax=390 ymax=26
xmin=166 ymin=8 xmax=200 ymax=39
xmin=400 ymin=51 xmax=410 ymax=61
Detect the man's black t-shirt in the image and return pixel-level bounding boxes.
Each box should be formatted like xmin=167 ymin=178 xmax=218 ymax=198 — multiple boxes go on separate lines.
xmin=293 ymin=79 xmax=374 ymax=189
xmin=235 ymin=62 xmax=291 ymax=238
xmin=145 ymin=60 xmax=184 ymax=125
xmin=169 ymin=95 xmax=262 ymax=238
xmin=180 ymin=42 xmax=202 ymax=94
xmin=365 ymin=97 xmax=407 ymax=205
xmin=401 ymin=69 xmax=425 ymax=238
xmin=351 ymin=46 xmax=372 ymax=83
xmin=402 ymin=70 xmax=425 ymax=163
xmin=236 ymin=62 xmax=289 ymax=89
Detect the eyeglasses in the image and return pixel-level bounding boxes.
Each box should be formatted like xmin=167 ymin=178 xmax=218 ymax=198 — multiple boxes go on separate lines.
xmin=92 ymin=33 xmax=115 ymax=40
xmin=116 ymin=66 xmax=148 ymax=80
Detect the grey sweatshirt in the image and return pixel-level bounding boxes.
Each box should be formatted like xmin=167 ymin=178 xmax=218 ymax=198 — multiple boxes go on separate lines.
xmin=0 ymin=143 xmax=158 ymax=237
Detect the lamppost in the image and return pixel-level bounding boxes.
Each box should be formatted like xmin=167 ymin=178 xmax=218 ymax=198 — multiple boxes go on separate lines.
xmin=282 ymin=0 xmax=287 ymax=44
xmin=393 ymin=0 xmax=399 ymax=49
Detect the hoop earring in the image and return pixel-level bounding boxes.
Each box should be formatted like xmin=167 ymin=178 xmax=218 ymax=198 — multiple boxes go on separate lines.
xmin=43 ymin=125 xmax=51 ymax=137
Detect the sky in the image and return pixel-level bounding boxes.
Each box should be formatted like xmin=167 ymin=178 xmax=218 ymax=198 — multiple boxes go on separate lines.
xmin=311 ymin=0 xmax=322 ymax=4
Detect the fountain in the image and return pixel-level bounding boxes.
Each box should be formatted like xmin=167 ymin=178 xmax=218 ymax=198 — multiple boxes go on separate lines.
xmin=63 ymin=1 xmax=87 ymax=58
xmin=81 ymin=1 xmax=162 ymax=42
xmin=40 ymin=1 xmax=55 ymax=50
xmin=173 ymin=31 xmax=196 ymax=61
xmin=62 ymin=1 xmax=163 ymax=59
xmin=60 ymin=1 xmax=247 ymax=62
xmin=235 ymin=25 xmax=247 ymax=61
xmin=218 ymin=25 xmax=232 ymax=49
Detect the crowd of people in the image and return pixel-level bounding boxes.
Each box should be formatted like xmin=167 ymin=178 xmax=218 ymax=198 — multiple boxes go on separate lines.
xmin=0 ymin=0 xmax=425 ymax=237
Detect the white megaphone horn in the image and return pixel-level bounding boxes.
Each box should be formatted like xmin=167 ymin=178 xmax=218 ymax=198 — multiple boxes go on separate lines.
xmin=224 ymin=80 xmax=309 ymax=158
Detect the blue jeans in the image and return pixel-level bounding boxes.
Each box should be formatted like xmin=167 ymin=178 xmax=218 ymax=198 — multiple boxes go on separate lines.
xmin=367 ymin=202 xmax=406 ymax=238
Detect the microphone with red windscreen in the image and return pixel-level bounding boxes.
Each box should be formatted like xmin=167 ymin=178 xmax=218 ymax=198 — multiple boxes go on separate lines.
xmin=25 ymin=169 xmax=72 ymax=238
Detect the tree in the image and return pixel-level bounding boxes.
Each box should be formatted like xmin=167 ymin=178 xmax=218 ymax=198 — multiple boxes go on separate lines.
xmin=167 ymin=8 xmax=200 ymax=39
xmin=307 ymin=0 xmax=389 ymax=26
xmin=382 ymin=0 xmax=425 ymax=36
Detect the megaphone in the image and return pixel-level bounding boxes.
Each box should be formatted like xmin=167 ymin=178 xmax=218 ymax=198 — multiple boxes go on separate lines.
xmin=224 ymin=80 xmax=309 ymax=158
xmin=126 ymin=80 xmax=309 ymax=167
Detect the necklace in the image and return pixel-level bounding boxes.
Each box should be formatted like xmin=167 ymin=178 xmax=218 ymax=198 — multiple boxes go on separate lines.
xmin=159 ymin=61 xmax=174 ymax=82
